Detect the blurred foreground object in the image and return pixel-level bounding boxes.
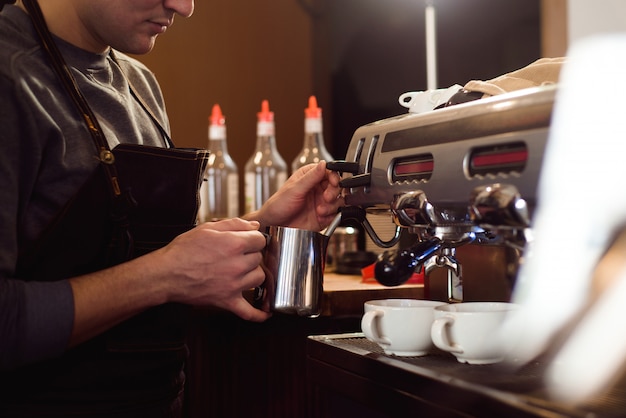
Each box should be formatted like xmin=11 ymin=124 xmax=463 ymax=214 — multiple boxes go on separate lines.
xmin=502 ymin=34 xmax=626 ymax=403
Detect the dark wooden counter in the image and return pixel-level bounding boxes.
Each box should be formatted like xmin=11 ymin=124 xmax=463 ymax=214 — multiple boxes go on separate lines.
xmin=184 ymin=273 xmax=423 ymax=418
xmin=306 ymin=334 xmax=626 ymax=418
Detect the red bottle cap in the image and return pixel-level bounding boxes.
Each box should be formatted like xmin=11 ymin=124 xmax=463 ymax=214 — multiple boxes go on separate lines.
xmin=209 ymin=104 xmax=225 ymax=126
xmin=305 ymin=95 xmax=322 ymax=119
xmin=257 ymin=100 xmax=274 ymax=122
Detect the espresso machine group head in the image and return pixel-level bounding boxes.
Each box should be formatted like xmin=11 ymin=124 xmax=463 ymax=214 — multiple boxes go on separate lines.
xmin=329 ymin=85 xmax=556 ymax=302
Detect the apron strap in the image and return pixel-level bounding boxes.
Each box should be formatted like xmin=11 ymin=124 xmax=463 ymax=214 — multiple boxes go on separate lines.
xmin=22 ymin=0 xmax=123 ymax=198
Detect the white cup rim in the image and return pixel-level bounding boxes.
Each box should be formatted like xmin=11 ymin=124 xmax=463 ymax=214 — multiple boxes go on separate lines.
xmin=434 ymin=301 xmax=519 ymax=313
xmin=365 ymin=299 xmax=447 ymax=309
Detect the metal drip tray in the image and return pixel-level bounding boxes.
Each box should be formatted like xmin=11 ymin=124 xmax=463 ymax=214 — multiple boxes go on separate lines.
xmin=307 ymin=333 xmax=626 ymax=417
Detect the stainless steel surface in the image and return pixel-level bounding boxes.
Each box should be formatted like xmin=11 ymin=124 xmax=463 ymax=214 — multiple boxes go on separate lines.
xmin=424 ymin=246 xmax=463 ymax=303
xmin=340 ymin=86 xmax=555 ymax=212
xmin=333 ymin=86 xmax=556 ymax=302
xmin=259 ymin=213 xmax=343 ymax=317
xmin=261 ymin=226 xmax=328 ymax=317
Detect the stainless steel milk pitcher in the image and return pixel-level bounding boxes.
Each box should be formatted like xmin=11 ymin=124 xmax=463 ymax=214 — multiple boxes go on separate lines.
xmin=256 ymin=213 xmax=342 ymax=317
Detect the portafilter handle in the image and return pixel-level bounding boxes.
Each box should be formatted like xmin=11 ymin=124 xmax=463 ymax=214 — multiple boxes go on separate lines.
xmin=374 ymin=239 xmax=441 ymax=286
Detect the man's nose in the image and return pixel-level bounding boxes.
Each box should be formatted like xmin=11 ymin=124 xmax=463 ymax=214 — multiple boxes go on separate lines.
xmin=164 ymin=0 xmax=194 ymax=18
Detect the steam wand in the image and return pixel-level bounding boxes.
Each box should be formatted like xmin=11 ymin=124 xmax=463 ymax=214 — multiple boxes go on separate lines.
xmin=337 ymin=206 xmax=403 ymax=249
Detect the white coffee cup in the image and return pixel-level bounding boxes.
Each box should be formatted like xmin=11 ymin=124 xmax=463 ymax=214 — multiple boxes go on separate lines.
xmin=361 ymin=299 xmax=448 ymax=357
xmin=430 ymin=302 xmax=519 ymax=365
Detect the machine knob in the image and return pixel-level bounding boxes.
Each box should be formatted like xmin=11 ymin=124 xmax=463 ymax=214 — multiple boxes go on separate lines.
xmin=339 ymin=174 xmax=371 ymax=189
xmin=374 ymin=240 xmax=441 ymax=286
xmin=326 ymin=161 xmax=371 ymax=189
xmin=326 ymin=160 xmax=360 ymax=174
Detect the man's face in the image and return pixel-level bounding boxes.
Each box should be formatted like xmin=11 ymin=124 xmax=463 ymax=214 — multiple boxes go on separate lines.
xmin=73 ymin=0 xmax=194 ymax=54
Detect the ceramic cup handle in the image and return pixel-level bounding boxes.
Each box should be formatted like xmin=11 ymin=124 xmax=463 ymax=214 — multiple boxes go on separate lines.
xmin=431 ymin=316 xmax=464 ymax=354
xmin=361 ymin=310 xmax=391 ymax=346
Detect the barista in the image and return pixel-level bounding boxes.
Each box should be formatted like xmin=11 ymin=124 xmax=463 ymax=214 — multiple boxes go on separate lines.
xmin=0 ymin=0 xmax=343 ymax=416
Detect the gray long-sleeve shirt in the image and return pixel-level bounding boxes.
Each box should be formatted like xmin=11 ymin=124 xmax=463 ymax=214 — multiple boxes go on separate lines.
xmin=0 ymin=5 xmax=171 ymax=369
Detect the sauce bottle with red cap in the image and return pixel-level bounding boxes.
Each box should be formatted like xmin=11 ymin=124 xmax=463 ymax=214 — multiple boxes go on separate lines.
xmin=244 ymin=99 xmax=287 ymax=213
xmin=199 ymin=104 xmax=239 ymax=222
xmin=291 ymin=95 xmax=333 ymax=174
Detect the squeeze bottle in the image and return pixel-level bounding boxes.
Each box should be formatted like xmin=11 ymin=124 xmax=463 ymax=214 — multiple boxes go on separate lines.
xmin=244 ymin=100 xmax=287 ymax=213
xmin=199 ymin=104 xmax=239 ymax=221
xmin=291 ymin=95 xmax=333 ymax=173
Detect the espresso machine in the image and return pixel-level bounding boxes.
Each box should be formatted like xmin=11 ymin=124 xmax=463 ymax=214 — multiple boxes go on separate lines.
xmin=311 ymin=37 xmax=626 ymax=412
xmin=329 ymin=84 xmax=556 ymax=303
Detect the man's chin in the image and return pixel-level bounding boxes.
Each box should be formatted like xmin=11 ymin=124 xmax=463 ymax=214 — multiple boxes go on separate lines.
xmin=121 ymin=37 xmax=158 ymax=55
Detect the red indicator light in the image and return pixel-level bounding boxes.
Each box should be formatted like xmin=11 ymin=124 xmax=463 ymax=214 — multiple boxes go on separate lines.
xmin=392 ymin=154 xmax=434 ymax=182
xmin=472 ymin=150 xmax=528 ymax=168
xmin=395 ymin=160 xmax=434 ymax=175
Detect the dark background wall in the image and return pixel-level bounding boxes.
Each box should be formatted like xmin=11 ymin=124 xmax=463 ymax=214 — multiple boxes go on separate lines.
xmin=321 ymin=0 xmax=541 ymax=158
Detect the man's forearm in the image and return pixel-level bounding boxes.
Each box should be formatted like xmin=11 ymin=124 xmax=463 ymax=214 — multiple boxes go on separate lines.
xmin=67 ymin=253 xmax=169 ymax=347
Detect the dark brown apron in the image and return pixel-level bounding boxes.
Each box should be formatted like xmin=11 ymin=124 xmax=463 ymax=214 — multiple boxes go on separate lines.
xmin=0 ymin=1 xmax=210 ymax=415
xmin=3 ymin=145 xmax=208 ymax=417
